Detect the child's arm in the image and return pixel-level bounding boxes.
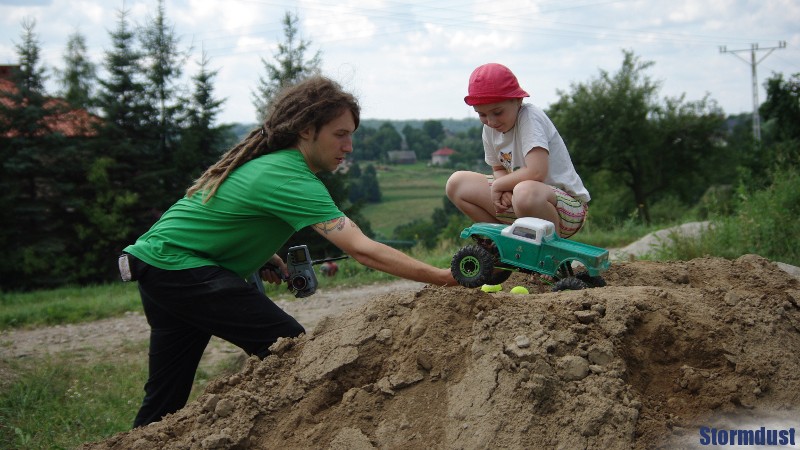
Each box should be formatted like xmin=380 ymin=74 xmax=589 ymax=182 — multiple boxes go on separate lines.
xmin=490 ymin=147 xmax=549 ymax=193
xmin=491 ymin=165 xmax=513 ymax=212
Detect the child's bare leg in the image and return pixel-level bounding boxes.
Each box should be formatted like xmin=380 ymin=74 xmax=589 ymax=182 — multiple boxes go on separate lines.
xmin=446 ymin=171 xmax=499 ymax=223
xmin=511 ymin=180 xmax=559 ymax=226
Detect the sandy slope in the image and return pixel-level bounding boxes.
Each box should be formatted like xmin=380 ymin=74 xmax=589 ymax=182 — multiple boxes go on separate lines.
xmin=76 ymin=254 xmax=800 ymax=449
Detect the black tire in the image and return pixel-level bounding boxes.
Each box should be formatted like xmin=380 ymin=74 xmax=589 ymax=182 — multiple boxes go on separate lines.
xmin=451 ymin=245 xmax=495 ymax=288
xmin=552 ymin=276 xmax=589 ymax=292
xmin=489 ymin=268 xmax=513 ymax=285
xmin=474 ymin=237 xmax=513 ymax=285
xmin=575 ymin=271 xmax=607 ymax=288
xmin=555 ymin=263 xmax=574 ymax=280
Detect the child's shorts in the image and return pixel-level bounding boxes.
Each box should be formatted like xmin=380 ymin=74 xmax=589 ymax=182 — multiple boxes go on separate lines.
xmin=487 ymin=176 xmax=588 ymax=238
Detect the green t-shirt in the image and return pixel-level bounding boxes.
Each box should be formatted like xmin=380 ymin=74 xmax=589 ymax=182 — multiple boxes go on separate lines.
xmin=124 ymin=149 xmax=343 ymax=278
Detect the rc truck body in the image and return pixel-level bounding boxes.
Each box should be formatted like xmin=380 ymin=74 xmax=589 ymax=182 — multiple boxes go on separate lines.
xmin=451 ymin=217 xmax=610 ymax=290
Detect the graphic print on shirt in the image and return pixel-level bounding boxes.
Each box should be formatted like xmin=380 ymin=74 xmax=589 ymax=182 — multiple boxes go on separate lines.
xmin=499 ymin=151 xmax=513 ymax=172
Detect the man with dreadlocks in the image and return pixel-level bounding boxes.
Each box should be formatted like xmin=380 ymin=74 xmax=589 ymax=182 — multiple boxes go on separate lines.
xmin=121 ymin=75 xmax=457 ymax=428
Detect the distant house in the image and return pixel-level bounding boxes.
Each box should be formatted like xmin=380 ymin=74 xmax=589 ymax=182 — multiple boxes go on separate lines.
xmin=431 ymin=147 xmax=457 ymax=165
xmin=0 ymin=64 xmax=99 ymax=138
xmin=387 ymin=150 xmax=417 ymax=165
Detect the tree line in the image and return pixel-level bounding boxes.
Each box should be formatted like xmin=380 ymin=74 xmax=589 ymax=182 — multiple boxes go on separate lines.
xmin=1 ymin=2 xmax=797 ymax=290
xmin=0 ymin=5 xmax=236 ymax=290
xmin=0 ymin=6 xmax=303 ymax=290
xmin=0 ymin=7 xmax=400 ymax=290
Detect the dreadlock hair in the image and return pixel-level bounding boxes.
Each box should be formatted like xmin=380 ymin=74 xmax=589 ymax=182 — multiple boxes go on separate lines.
xmin=186 ymin=75 xmax=361 ymax=202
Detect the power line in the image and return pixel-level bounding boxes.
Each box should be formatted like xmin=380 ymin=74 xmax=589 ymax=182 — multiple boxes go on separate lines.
xmin=719 ymin=41 xmax=787 ymax=142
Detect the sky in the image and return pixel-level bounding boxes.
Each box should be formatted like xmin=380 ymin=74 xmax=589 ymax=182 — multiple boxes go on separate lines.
xmin=1 ymin=0 xmax=798 ymax=126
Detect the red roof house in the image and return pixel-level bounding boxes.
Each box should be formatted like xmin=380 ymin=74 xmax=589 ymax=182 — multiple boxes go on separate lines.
xmin=431 ymin=147 xmax=457 ymax=165
xmin=0 ymin=65 xmax=99 ymax=138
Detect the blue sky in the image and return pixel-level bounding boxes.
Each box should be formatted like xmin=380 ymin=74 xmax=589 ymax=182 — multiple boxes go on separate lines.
xmin=1 ymin=0 xmax=798 ymax=125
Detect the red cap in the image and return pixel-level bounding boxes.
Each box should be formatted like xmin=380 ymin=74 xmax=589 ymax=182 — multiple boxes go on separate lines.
xmin=464 ymin=63 xmax=529 ymax=106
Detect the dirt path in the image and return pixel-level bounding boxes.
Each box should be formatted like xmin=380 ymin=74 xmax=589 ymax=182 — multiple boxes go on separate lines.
xmin=0 ymin=280 xmax=425 ymax=367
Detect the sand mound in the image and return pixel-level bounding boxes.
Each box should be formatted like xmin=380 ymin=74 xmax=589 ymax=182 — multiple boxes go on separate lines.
xmin=81 ymin=255 xmax=800 ymax=449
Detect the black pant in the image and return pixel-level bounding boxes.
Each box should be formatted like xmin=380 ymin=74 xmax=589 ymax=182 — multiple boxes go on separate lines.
xmin=129 ymin=256 xmax=304 ymax=428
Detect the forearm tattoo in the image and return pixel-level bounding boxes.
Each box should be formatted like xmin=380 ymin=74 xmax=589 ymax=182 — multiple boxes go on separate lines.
xmin=314 ymin=217 xmax=358 ymax=234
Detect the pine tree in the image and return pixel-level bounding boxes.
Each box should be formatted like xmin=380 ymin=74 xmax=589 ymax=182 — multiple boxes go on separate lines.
xmin=81 ymin=7 xmax=155 ymax=282
xmin=347 ymin=162 xmax=363 ymax=203
xmin=56 ymin=31 xmax=97 ymax=110
xmin=176 ymin=50 xmax=231 ymax=188
xmin=361 ymin=164 xmax=382 ymax=203
xmin=95 ymin=6 xmax=163 ymax=212
xmin=97 ymin=8 xmax=155 ymax=138
xmin=139 ymin=0 xmax=189 ymax=198
xmin=252 ymin=11 xmax=321 ymax=121
xmin=0 ymin=18 xmax=73 ymax=288
xmin=14 ymin=18 xmax=47 ymax=94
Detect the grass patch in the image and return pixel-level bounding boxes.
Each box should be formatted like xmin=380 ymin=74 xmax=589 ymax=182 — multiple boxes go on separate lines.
xmin=0 ymin=283 xmax=141 ymax=331
xmin=0 ymin=340 xmax=243 ymax=449
xmin=575 ymin=218 xmax=664 ymax=250
xmin=0 ymin=344 xmax=147 ymax=449
xmin=654 ymin=168 xmax=800 ymax=266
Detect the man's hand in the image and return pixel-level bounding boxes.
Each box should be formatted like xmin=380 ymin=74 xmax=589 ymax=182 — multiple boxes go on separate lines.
xmin=260 ymin=253 xmax=287 ymax=285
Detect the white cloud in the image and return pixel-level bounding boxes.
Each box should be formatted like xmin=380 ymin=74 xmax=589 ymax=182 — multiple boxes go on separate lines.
xmin=303 ymin=1 xmax=379 ymax=44
xmin=0 ymin=0 xmax=797 ymax=123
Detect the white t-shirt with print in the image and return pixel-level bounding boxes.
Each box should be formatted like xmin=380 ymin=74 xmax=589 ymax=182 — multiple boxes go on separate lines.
xmin=483 ymin=103 xmax=590 ymax=202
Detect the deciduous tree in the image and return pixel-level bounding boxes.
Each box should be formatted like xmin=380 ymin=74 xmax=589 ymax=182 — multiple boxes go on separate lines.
xmin=549 ymin=50 xmax=725 ymax=223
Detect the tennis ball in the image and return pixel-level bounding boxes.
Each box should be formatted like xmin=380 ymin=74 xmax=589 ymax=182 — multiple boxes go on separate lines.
xmin=480 ymin=284 xmax=502 ymax=293
xmin=510 ymin=286 xmax=529 ymax=295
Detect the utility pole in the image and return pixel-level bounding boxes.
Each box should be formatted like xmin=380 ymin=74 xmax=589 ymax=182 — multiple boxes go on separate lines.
xmin=719 ymin=41 xmax=787 ymax=142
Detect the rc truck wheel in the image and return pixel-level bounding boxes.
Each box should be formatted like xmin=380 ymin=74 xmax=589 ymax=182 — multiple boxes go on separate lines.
xmin=451 ymin=245 xmax=495 ymax=288
xmin=555 ymin=263 xmax=575 ymax=280
xmin=473 ymin=236 xmax=513 ymax=285
xmin=489 ymin=268 xmax=513 ymax=285
xmin=576 ymin=271 xmax=607 ymax=288
xmin=552 ymin=276 xmax=589 ymax=292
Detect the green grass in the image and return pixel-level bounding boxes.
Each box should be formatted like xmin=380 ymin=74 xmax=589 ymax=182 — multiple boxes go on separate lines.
xmin=0 ymin=283 xmax=141 ymax=331
xmin=361 ymin=163 xmax=453 ymax=238
xmin=0 ymin=343 xmax=147 ymax=450
xmin=577 ymin=218 xmax=665 ymax=249
xmin=653 ymin=167 xmax=800 ymax=266
xmin=0 ymin=341 xmax=240 ymax=450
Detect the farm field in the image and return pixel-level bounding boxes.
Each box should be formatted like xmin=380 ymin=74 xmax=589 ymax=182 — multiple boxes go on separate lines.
xmin=359 ymin=163 xmax=455 ymax=239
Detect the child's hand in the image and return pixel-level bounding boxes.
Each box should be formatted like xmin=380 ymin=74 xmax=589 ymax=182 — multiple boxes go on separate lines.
xmin=492 ymin=188 xmax=513 ymax=213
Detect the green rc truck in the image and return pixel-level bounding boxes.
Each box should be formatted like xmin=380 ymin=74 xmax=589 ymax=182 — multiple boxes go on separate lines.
xmin=451 ymin=217 xmax=610 ymax=291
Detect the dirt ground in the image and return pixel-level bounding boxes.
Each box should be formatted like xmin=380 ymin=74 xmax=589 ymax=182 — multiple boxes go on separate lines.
xmin=2 ymin=229 xmax=799 ymax=449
